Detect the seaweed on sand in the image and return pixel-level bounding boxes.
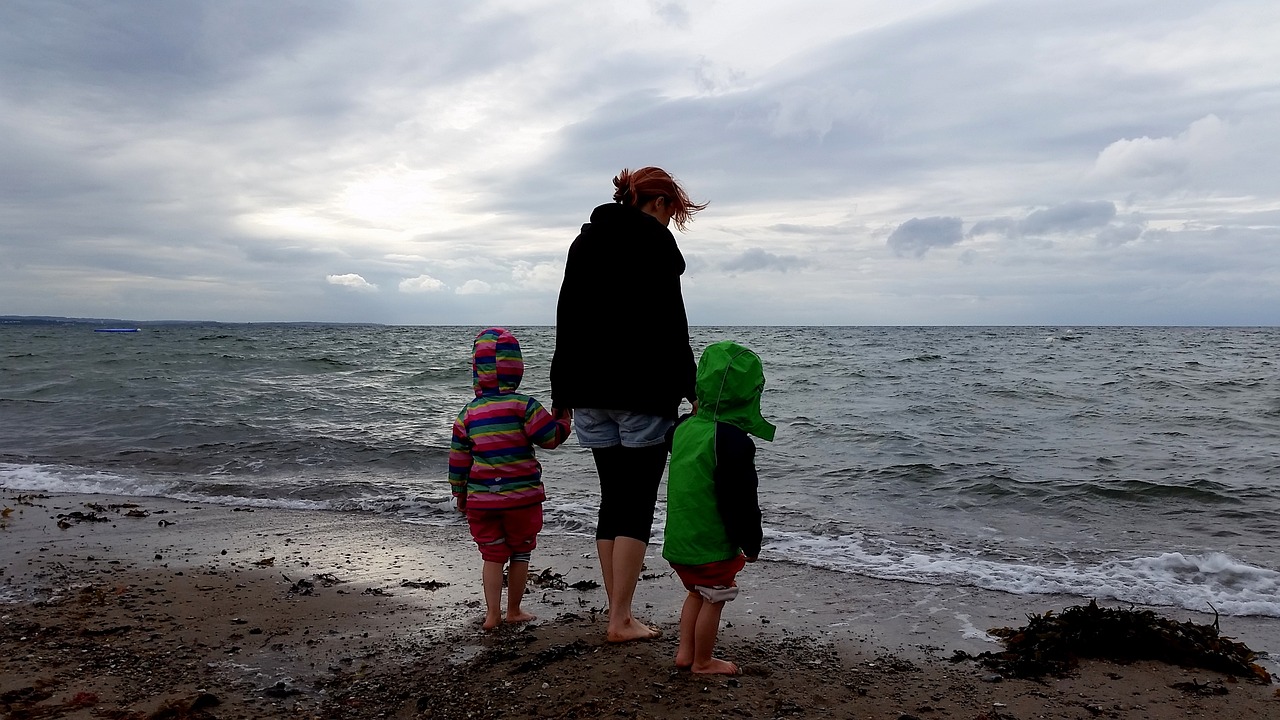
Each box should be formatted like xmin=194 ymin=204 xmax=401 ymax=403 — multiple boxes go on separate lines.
xmin=953 ymin=600 xmax=1272 ymax=683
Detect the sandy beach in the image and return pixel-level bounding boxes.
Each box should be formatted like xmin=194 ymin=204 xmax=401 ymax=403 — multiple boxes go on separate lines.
xmin=2 ymin=491 xmax=1276 ymax=719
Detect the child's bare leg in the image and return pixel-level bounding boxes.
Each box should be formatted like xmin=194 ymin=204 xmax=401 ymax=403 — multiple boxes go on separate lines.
xmin=675 ymin=591 xmax=701 ymax=668
xmin=691 ymin=599 xmax=738 ymax=674
xmin=505 ymin=559 xmax=536 ymax=624
xmin=481 ymin=560 xmax=504 ymax=630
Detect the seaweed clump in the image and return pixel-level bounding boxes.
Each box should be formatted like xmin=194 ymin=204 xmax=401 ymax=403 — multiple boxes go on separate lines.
xmin=954 ymin=600 xmax=1272 ymax=683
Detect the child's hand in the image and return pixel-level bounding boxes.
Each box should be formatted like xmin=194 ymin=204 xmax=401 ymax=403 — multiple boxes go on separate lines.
xmin=745 ymin=555 xmax=758 ymax=563
xmin=553 ymin=407 xmax=573 ymax=420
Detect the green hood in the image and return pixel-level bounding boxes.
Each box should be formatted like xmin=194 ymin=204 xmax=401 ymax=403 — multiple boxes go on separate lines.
xmin=695 ymin=341 xmax=775 ymax=442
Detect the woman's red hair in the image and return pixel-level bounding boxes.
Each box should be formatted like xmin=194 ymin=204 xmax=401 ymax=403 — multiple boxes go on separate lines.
xmin=612 ymin=167 xmax=708 ymax=232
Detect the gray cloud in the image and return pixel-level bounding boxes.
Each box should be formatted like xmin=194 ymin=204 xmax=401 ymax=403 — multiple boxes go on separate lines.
xmin=969 ymin=201 xmax=1123 ymax=242
xmin=1096 ymin=223 xmax=1146 ymax=247
xmin=887 ymin=217 xmax=964 ymax=258
xmin=765 ymin=223 xmax=840 ymax=235
xmin=1019 ymin=201 xmax=1116 ymax=235
xmin=651 ymin=1 xmax=692 ymax=29
xmin=691 ymin=56 xmax=746 ymax=95
xmin=721 ymin=248 xmax=808 ymax=273
xmin=968 ymin=217 xmax=1017 ymax=238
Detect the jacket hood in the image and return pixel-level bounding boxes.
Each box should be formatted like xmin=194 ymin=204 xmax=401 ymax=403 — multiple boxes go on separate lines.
xmin=695 ymin=341 xmax=775 ymax=442
xmin=586 ymin=202 xmax=686 ymax=275
xmin=472 ymin=327 xmax=523 ymax=396
xmin=589 ymin=201 xmax=659 ymax=228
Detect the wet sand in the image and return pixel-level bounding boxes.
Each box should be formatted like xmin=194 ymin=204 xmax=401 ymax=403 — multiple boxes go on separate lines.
xmin=2 ymin=491 xmax=1276 ymax=719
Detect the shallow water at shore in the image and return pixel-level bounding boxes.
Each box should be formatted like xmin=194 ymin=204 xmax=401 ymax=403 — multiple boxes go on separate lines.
xmin=3 ymin=323 xmax=1279 ymax=621
xmin=7 ymin=492 xmax=1277 ymax=720
xmin=3 ymin=491 xmax=1278 ymax=678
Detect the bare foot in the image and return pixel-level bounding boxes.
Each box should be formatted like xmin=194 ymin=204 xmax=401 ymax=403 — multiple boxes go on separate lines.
xmin=691 ymin=658 xmax=740 ymax=675
xmin=482 ymin=612 xmax=502 ymax=631
xmin=606 ymin=617 xmax=662 ymax=643
xmin=674 ymin=651 xmax=693 ymax=670
xmin=505 ymin=610 xmax=536 ymax=624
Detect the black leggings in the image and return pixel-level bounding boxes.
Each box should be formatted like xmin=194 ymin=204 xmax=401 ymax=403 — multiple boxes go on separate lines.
xmin=592 ymin=444 xmax=669 ymax=543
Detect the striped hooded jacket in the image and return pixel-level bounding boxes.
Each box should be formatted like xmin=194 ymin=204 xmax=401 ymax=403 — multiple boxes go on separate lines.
xmin=448 ymin=328 xmax=570 ymax=511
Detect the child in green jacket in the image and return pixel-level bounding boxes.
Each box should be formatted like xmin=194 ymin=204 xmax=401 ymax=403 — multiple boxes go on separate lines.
xmin=662 ymin=341 xmax=776 ymax=675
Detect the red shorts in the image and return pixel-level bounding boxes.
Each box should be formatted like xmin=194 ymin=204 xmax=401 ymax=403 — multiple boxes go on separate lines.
xmin=670 ymin=554 xmax=747 ymax=601
xmin=466 ymin=504 xmax=542 ymax=563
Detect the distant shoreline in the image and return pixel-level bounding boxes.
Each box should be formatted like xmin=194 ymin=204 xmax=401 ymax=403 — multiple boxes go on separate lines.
xmin=4 ymin=316 xmax=1279 ymax=329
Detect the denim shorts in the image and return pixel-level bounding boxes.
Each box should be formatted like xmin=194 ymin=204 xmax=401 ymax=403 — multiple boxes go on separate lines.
xmin=573 ymin=408 xmax=673 ymax=449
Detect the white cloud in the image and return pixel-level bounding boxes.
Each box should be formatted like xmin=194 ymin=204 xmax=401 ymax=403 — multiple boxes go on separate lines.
xmin=1094 ymin=115 xmax=1228 ymax=180
xmin=398 ymin=274 xmax=446 ymax=293
xmin=455 ymin=279 xmax=492 ymax=295
xmin=326 ymin=273 xmax=378 ymax=291
xmin=509 ymin=261 xmax=562 ymax=291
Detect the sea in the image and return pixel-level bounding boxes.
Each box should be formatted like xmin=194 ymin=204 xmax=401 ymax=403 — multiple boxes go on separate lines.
xmin=2 ymin=322 xmax=1278 ymax=621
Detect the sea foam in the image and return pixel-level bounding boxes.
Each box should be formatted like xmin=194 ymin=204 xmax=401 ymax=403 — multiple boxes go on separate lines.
xmin=762 ymin=529 xmax=1280 ymax=617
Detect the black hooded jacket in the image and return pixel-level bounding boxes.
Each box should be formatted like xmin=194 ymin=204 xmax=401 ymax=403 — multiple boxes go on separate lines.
xmin=550 ymin=202 xmax=697 ymax=418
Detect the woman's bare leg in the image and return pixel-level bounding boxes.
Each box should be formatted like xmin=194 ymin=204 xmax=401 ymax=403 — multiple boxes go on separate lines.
xmin=600 ymin=536 xmax=660 ymax=642
xmin=592 ymin=444 xmax=665 ymax=642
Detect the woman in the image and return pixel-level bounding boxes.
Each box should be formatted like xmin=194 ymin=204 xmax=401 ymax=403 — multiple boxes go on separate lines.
xmin=551 ymin=166 xmax=706 ymax=642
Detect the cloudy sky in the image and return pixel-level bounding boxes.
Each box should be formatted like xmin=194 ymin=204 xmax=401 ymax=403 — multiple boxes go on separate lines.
xmin=3 ymin=1 xmax=1278 ymax=325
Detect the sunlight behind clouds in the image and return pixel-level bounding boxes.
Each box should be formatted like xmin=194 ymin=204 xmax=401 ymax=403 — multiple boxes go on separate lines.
xmin=340 ymin=166 xmax=447 ymax=230
xmin=247 ymin=209 xmax=347 ymax=240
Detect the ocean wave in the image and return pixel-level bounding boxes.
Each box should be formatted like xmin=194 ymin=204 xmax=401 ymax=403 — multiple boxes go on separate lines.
xmin=761 ymin=529 xmax=1280 ymax=617
xmin=0 ymin=463 xmax=442 ymax=514
xmin=6 ymin=459 xmax=1278 ymax=618
xmin=1064 ymin=478 xmax=1239 ymax=505
xmin=871 ymin=463 xmax=944 ymax=482
xmin=0 ymin=463 xmax=177 ymax=498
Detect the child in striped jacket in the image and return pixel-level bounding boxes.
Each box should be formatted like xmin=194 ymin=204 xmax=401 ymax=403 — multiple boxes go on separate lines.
xmin=449 ymin=327 xmax=572 ymax=630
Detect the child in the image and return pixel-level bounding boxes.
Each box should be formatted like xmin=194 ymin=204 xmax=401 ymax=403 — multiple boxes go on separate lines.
xmin=662 ymin=340 xmax=775 ymax=675
xmin=449 ymin=327 xmax=571 ymax=630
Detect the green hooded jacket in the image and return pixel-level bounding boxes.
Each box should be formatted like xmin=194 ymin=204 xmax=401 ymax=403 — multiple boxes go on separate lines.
xmin=662 ymin=341 xmax=776 ymax=566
